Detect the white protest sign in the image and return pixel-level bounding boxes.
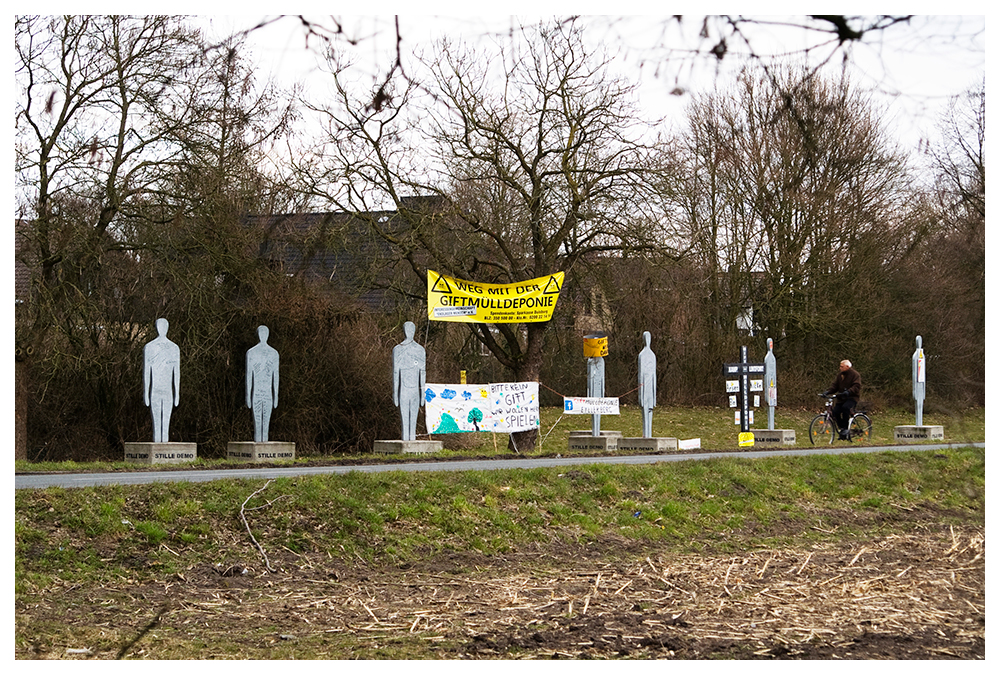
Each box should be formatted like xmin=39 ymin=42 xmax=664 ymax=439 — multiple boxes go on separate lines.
xmin=488 ymin=382 xmax=539 ymax=432
xmin=563 ymin=397 xmax=620 ymax=415
xmin=424 ymin=384 xmax=491 ymax=433
xmin=425 ymin=381 xmax=539 ymax=433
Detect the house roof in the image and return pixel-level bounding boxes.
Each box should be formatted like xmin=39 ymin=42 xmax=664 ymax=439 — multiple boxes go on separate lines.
xmin=245 ymin=202 xmax=443 ymax=312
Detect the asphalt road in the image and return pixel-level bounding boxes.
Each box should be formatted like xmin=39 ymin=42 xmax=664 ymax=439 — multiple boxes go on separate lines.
xmin=14 ymin=442 xmax=983 ymax=490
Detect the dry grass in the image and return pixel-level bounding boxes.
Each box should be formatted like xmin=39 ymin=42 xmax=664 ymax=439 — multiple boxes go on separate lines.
xmin=20 ymin=522 xmax=984 ymax=659
xmin=16 ymin=446 xmax=985 ymax=659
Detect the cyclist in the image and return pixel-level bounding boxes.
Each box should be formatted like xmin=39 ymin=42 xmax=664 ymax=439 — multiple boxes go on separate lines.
xmin=825 ymin=359 xmax=861 ymax=440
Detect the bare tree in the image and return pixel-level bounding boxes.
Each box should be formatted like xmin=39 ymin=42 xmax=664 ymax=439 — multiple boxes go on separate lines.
xmin=168 ymin=32 xmax=299 ymax=218
xmin=928 ymin=81 xmax=985 ymax=230
xmin=15 ymin=16 xmax=208 ymax=339
xmin=672 ymin=66 xmax=921 ymax=384
xmin=297 ymin=20 xmax=675 ymax=451
xmin=899 ymin=82 xmax=985 ymax=404
xmin=14 ymin=16 xmax=307 ymax=457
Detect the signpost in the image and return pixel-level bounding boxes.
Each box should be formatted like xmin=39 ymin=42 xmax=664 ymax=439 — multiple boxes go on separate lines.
xmin=724 ymin=346 xmax=764 ymax=447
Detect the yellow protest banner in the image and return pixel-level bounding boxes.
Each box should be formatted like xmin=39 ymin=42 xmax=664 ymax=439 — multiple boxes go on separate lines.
xmin=427 ymin=270 xmax=563 ymax=324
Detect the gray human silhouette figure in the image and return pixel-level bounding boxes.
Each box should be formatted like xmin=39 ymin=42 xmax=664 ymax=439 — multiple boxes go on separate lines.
xmin=638 ymin=331 xmax=657 ymax=438
xmin=393 ymin=321 xmax=426 ymax=441
xmin=764 ymin=337 xmax=777 ymax=430
xmin=246 ymin=325 xmax=280 ymax=443
xmin=912 ymin=335 xmax=926 ymax=426
xmin=143 ymin=318 xmax=180 ymax=442
xmin=587 ymin=355 xmax=605 ymax=437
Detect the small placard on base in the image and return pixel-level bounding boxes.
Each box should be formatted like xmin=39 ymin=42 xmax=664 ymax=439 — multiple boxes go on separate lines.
xmin=751 ymin=429 xmax=797 ymax=446
xmin=124 ymin=442 xmax=197 ymax=465
xmin=893 ymin=425 xmax=944 ymax=442
xmin=227 ymin=441 xmax=296 ymax=462
xmin=374 ymin=440 xmax=444 ymax=454
xmin=568 ymin=430 xmax=621 ymax=453
xmin=616 ymin=437 xmax=679 ymax=453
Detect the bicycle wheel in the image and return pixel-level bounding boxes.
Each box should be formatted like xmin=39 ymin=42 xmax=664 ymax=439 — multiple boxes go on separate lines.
xmin=849 ymin=414 xmax=873 ymax=443
xmin=809 ymin=415 xmax=835 ymax=445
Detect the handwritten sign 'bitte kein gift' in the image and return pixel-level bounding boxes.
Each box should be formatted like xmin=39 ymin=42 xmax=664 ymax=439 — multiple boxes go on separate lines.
xmin=489 ymin=382 xmax=540 ymax=433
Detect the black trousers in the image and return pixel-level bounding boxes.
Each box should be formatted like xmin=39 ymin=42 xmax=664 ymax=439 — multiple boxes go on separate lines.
xmin=833 ymin=398 xmax=857 ymax=433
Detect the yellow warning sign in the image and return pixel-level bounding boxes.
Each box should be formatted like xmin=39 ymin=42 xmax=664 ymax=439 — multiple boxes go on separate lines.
xmin=738 ymin=432 xmax=755 ymax=448
xmin=583 ymin=333 xmax=608 ymax=357
xmin=428 ymin=270 xmax=563 ymax=324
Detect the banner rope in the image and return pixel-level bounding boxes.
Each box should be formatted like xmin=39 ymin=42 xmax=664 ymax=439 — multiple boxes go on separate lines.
xmin=538 ymin=380 xmax=566 ymax=398
xmin=540 ymin=379 xmax=638 ymax=400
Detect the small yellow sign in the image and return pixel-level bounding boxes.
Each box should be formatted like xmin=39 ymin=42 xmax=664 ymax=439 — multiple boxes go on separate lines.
xmin=427 ymin=270 xmax=563 ymax=324
xmin=738 ymin=432 xmax=755 ymax=447
xmin=583 ymin=334 xmax=608 ymax=357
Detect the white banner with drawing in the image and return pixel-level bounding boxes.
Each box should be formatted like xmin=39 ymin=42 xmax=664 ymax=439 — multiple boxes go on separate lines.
xmin=424 ymin=382 xmax=539 ymax=434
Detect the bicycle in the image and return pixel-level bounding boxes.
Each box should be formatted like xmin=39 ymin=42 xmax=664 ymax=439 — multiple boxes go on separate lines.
xmin=809 ymin=393 xmax=873 ymax=444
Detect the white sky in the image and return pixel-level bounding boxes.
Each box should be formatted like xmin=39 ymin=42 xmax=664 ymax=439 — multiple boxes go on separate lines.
xmin=13 ymin=9 xmax=984 ymax=166
xmin=195 ymin=12 xmax=985 ymax=158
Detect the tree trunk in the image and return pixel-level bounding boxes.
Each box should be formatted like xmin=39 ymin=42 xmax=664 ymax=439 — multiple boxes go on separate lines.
xmin=15 ymin=359 xmax=28 ymax=462
xmin=507 ymin=323 xmax=547 ymax=453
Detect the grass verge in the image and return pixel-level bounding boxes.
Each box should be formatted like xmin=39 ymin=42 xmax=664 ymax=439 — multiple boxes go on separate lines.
xmin=15 ymin=445 xmax=984 ymax=659
xmin=15 ymin=405 xmax=985 ymax=474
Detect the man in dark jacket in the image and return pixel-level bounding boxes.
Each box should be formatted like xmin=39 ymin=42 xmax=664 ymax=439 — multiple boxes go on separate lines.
xmin=826 ymin=359 xmax=861 ymax=439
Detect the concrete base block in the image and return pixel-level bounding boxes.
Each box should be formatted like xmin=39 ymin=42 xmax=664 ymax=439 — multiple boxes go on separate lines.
xmin=569 ymin=430 xmax=623 ymax=439
xmin=568 ymin=430 xmax=621 ymax=452
xmin=894 ymin=425 xmax=944 ymax=442
xmin=751 ymin=429 xmax=797 ymax=446
xmin=124 ymin=442 xmax=197 ymax=465
xmin=616 ymin=437 xmax=679 ymax=453
xmin=374 ymin=440 xmax=444 ymax=454
xmin=227 ymin=441 xmax=296 ymax=462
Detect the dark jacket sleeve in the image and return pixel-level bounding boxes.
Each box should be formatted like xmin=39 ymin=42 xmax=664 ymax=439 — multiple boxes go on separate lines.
xmin=841 ymin=370 xmax=861 ymax=401
xmin=827 ymin=369 xmax=861 ymax=401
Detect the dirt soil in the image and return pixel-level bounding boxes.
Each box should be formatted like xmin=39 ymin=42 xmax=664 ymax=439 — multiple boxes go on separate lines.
xmin=18 ymin=513 xmax=984 ymax=660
